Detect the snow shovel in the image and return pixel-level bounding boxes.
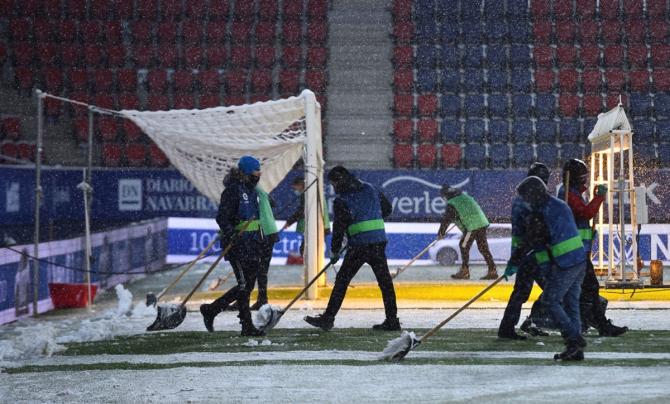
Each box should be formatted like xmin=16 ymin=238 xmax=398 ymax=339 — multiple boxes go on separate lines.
xmin=390 ymin=224 xmax=454 ymax=279
xmin=146 ymin=235 xmax=219 ymax=307
xmin=381 ymin=274 xmax=505 ymax=361
xmin=146 ymin=221 xmax=252 ymax=331
xmin=255 ymin=249 xmax=345 ymax=333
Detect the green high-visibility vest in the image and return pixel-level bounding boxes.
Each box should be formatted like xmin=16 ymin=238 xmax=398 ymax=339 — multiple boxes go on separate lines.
xmin=447 ymin=193 xmax=489 ymax=232
xmin=256 ymin=186 xmax=278 ymax=235
xmin=296 ymin=194 xmax=331 ymax=234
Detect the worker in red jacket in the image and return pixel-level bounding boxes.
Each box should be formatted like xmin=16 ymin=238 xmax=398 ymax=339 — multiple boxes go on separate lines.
xmin=558 ymin=159 xmax=627 ymax=337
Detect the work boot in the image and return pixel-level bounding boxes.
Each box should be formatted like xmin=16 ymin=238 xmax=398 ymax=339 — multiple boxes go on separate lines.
xmin=241 ymin=323 xmax=265 ymax=337
xmin=304 ymin=314 xmax=334 ymax=331
xmin=520 ymin=318 xmax=549 ymax=337
xmin=372 ymin=317 xmax=401 ymax=331
xmin=250 ymin=299 xmax=267 ymax=311
xmin=498 ymin=328 xmax=527 ymax=340
xmin=480 ymin=270 xmax=499 ymax=280
xmin=598 ymin=320 xmax=628 ymax=337
xmin=554 ymin=340 xmax=584 ymax=361
xmin=451 ymin=267 xmax=470 ymax=280
xmin=200 ymin=304 xmax=217 ymax=333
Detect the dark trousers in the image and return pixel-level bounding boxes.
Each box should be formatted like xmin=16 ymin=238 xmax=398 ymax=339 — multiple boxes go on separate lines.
xmin=209 ymin=254 xmax=260 ymax=327
xmin=580 ymin=258 xmax=607 ymax=328
xmin=255 ymin=242 xmax=273 ymax=303
xmin=460 ymin=228 xmax=496 ymax=272
xmin=542 ymin=261 xmax=586 ymax=341
xmin=324 ymin=242 xmax=398 ymax=320
xmin=499 ymin=260 xmax=546 ymax=332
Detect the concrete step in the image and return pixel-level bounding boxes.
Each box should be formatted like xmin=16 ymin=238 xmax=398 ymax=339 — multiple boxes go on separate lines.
xmin=328 ymin=117 xmax=392 ymax=136
xmin=331 ymin=0 xmax=391 ymax=12
xmin=328 ymin=70 xmax=391 ymax=90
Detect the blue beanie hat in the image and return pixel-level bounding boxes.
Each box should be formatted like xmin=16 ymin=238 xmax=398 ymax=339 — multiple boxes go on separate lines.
xmin=238 ymin=155 xmax=261 ymax=175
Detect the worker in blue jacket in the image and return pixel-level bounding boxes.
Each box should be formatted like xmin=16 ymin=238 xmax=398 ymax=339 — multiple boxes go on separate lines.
xmin=304 ymin=166 xmax=399 ymax=331
xmin=516 ymin=176 xmax=587 ymax=361
xmin=199 ymin=156 xmax=267 ymax=336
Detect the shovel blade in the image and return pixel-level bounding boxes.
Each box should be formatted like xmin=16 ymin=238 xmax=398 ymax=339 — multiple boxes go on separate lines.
xmin=146 ymin=304 xmax=186 ymax=331
xmin=145 ymin=292 xmax=157 ymax=307
xmin=254 ymin=304 xmax=283 ymax=332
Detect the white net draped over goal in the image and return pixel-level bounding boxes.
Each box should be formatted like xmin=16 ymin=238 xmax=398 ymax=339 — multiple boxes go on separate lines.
xmin=118 ymin=92 xmax=321 ymax=201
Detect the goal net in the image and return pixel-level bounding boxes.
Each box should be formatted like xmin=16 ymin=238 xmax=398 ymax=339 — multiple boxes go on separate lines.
xmin=118 ymin=90 xmax=326 ymax=298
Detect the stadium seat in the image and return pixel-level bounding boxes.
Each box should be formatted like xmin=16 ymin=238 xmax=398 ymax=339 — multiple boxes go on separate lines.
xmin=205 ymin=23 xmax=226 ymax=44
xmin=464 ymin=95 xmax=485 ymax=117
xmin=416 ymin=46 xmax=437 ymax=68
xmin=581 ymin=69 xmax=602 ymax=93
xmin=628 ymin=70 xmax=650 ymax=92
xmin=535 ymin=93 xmax=556 ymax=117
xmin=441 ymin=47 xmax=460 ymax=67
xmin=626 ymin=20 xmax=645 ymax=43
xmin=0 ymin=141 xmax=18 ymax=164
xmin=509 ymin=45 xmax=531 ymax=67
xmin=157 ymin=23 xmax=177 ymax=43
xmin=183 ymin=47 xmax=205 ymax=69
xmin=418 ymin=94 xmax=439 ymax=116
xmin=579 ymin=46 xmax=600 ymax=66
xmin=148 ymin=94 xmax=170 ymax=111
xmin=415 ymin=21 xmax=438 ymax=44
xmin=558 ymin=70 xmax=578 ymax=92
xmin=279 ymin=69 xmax=300 ymax=95
xmin=441 ymin=69 xmax=459 ymax=93
xmin=393 ymin=21 xmax=414 ymax=43
xmin=627 ymin=45 xmax=649 ymax=68
xmin=231 ymin=21 xmax=253 ymax=43
xmin=532 ymin=21 xmax=552 ymax=43
xmin=417 ymin=119 xmax=438 ymax=142
xmin=657 ymin=120 xmax=670 ymax=144
xmin=126 ymin=143 xmax=147 ymax=167
xmin=118 ymin=93 xmax=140 ymax=110
xmin=147 ymin=70 xmax=168 ymax=93
xmin=305 ymin=70 xmax=327 ymax=93
xmin=655 ymin=94 xmax=670 ymax=118
xmin=393 ymin=69 xmax=413 ymax=93
xmin=649 ymin=21 xmax=669 ymax=44
xmin=510 ymin=69 xmax=532 ymax=93
xmin=394 ymin=94 xmax=414 ymax=117
xmin=255 ymin=47 xmax=277 ymax=68
xmin=15 ymin=142 xmax=34 ymax=162
xmin=149 ymin=143 xmax=169 ymax=167
xmin=654 ymin=69 xmax=670 ymax=91
xmin=461 ymin=22 xmax=483 ymax=43
xmin=439 ymin=22 xmax=460 ymax=43
xmin=536 ymin=119 xmax=557 ymax=143
xmin=605 ymin=69 xmax=625 ymax=91
xmin=486 ymin=20 xmax=508 ymax=43
xmin=231 ymin=46 xmax=252 ymax=67
xmin=393 ymin=46 xmax=413 ymax=67
xmin=97 ymin=117 xmax=118 ymax=142
xmin=283 ymin=20 xmax=302 ymax=45
xmin=283 ymin=0 xmax=303 ymax=19
xmin=440 ymin=94 xmax=461 ymax=117
xmin=512 ymin=119 xmax=533 ymax=143
xmin=131 ymin=46 xmax=153 ymax=68
xmin=554 ymin=0 xmax=574 ymax=20
xmin=464 ymin=119 xmax=486 ymax=142
xmin=602 ymin=21 xmax=624 ymax=44
xmin=36 ymin=43 xmax=59 ymax=67
xmin=556 ymin=46 xmax=577 ymax=66
xmin=199 ymin=94 xmax=221 ymax=109
xmin=462 ymin=69 xmax=484 ymax=92
xmin=536 ymin=144 xmax=558 ymax=168
xmin=441 ymin=144 xmax=461 ymax=168
xmin=157 ymin=47 xmax=179 ymax=68
xmin=42 ymin=68 xmax=63 ymax=93
xmin=560 ymin=143 xmax=582 ymax=163
xmin=583 ymin=94 xmax=603 ymax=115
xmin=162 ymin=0 xmax=182 ymax=20
xmin=462 ymin=46 xmax=483 ymax=68
xmin=632 ymin=119 xmax=655 ymax=143
xmin=652 ymin=45 xmax=670 ymax=68
xmin=172 ymin=94 xmax=195 ymax=110
xmin=489 ymin=143 xmax=509 ymax=168
xmin=392 ymin=0 xmax=412 ymax=20
xmin=2 ymin=117 xmax=21 ymax=141
xmin=509 ymin=19 xmax=530 ymax=43
xmin=559 ymin=94 xmax=580 ymax=117
xmin=464 ymin=143 xmax=486 ymax=169
xmin=225 ymin=69 xmax=247 ymax=95
xmin=393 ymin=144 xmax=414 ymax=168
xmin=488 ymin=119 xmax=509 ymax=143
xmin=487 ymin=94 xmax=509 ymax=118
xmin=559 ymin=119 xmax=581 ymax=142
xmin=282 ymin=46 xmax=302 ymax=68
xmin=487 ymin=69 xmax=508 ymax=93
xmin=393 ymin=119 xmax=413 ymax=143
xmin=603 ymin=45 xmax=624 ymax=67
xmin=416 ymin=69 xmax=438 ymax=93
xmin=441 ymin=120 xmax=462 ymax=143
xmin=172 ymin=71 xmax=194 ymax=93
xmin=511 ymin=94 xmax=532 ymax=117
xmin=183 ymin=21 xmax=203 ymax=43
xmin=251 ymin=69 xmax=273 ymax=94
xmin=513 ymin=144 xmax=534 ymax=167
xmin=307 ymin=0 xmax=328 ymax=20
xmin=534 ymin=69 xmax=554 ymax=92
xmin=629 ymin=93 xmax=652 ymax=117
xmin=486 ymin=46 xmax=507 ymax=68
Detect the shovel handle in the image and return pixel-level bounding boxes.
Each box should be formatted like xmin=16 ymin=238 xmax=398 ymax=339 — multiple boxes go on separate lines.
xmin=180 ymin=220 xmax=253 ymax=306
xmin=281 ymin=251 xmax=343 ymax=313
xmin=391 ymin=225 xmax=453 ymax=279
xmin=421 ymin=275 xmax=506 ymax=342
xmin=156 ymin=235 xmax=219 ymax=301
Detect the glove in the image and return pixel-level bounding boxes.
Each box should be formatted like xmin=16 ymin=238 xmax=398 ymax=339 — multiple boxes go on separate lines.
xmin=503 ymin=263 xmax=518 ymax=280
xmin=595 ymin=184 xmax=608 ymax=196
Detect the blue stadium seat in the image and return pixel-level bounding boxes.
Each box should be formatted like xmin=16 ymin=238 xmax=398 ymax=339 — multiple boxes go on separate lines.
xmin=489 ymin=119 xmax=509 ymax=143
xmin=462 ymin=46 xmax=483 ymax=67
xmin=486 ymin=45 xmax=507 ymax=67
xmin=582 ymin=117 xmax=598 ymax=141
xmin=416 ymin=21 xmax=438 ymax=43
xmin=464 ymin=143 xmax=487 ymax=169
xmin=461 ymin=2 xmax=482 ymax=21
xmin=438 ymin=22 xmax=460 ymax=43
xmin=509 ymin=45 xmax=532 ymax=67
xmin=441 ymin=119 xmax=463 ymax=143
xmin=513 ymin=144 xmax=535 ymax=167
xmin=441 ymin=94 xmax=461 ymax=117
xmin=465 ymin=119 xmax=486 ymax=141
xmin=536 ymin=143 xmax=559 ymax=168
xmin=441 ymin=69 xmax=460 ymax=93
xmin=464 ymin=94 xmax=486 ymax=116
xmin=441 ymin=46 xmax=460 ymax=67
xmin=559 ymin=119 xmax=581 ymax=143
xmin=509 ymin=19 xmax=530 ymax=43
xmin=510 ymin=68 xmax=532 ymax=92
xmin=536 ymin=119 xmax=557 ymax=143
xmin=486 ymin=20 xmax=508 ymax=43
xmin=436 ymin=0 xmax=459 ymax=20
xmin=560 ymin=143 xmax=583 ymax=163
xmin=507 ymin=0 xmax=529 ymax=17
xmin=417 ymin=69 xmax=438 ymax=92
xmin=629 ymin=93 xmax=652 ymax=117
xmin=657 ymin=144 xmax=670 ymax=167
xmin=632 ymin=119 xmax=655 ymax=143
xmin=487 ymin=69 xmax=508 ymax=93
xmin=415 ymin=0 xmax=436 ymax=22
xmin=655 ymin=94 xmax=670 ymax=118
xmin=633 ymin=144 xmax=656 ymax=165
xmin=461 ymin=22 xmax=483 ymax=43
xmin=656 ymin=120 xmax=670 ymax=142
xmin=535 ymin=93 xmax=556 ymax=117
xmin=512 ymin=94 xmax=532 ymax=117
xmin=487 ymin=94 xmax=509 ymax=117
xmin=512 ymin=119 xmax=533 ymax=143
xmin=462 ymin=69 xmax=484 ymax=92
xmin=416 ymin=46 xmax=437 ymax=68
xmin=484 ymin=0 xmax=505 ymax=17
xmin=489 ymin=143 xmax=510 ymax=168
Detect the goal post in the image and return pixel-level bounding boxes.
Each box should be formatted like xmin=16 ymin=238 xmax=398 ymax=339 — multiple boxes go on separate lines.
xmin=118 ymin=90 xmax=326 ymax=299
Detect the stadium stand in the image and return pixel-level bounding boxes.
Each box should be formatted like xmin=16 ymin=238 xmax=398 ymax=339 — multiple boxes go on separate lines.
xmin=390 ymin=0 xmax=668 ymax=169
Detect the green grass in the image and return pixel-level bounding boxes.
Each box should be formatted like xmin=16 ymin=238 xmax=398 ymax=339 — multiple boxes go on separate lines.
xmin=5 ymin=329 xmax=670 ymax=374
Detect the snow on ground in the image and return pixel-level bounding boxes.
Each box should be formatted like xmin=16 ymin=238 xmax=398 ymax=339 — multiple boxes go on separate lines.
xmin=2 ymin=364 xmax=670 ymax=403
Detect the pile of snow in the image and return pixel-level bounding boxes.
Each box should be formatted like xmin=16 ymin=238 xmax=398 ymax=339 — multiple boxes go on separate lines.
xmin=115 ymin=284 xmax=133 ymax=316
xmin=0 ymin=323 xmax=65 ymax=363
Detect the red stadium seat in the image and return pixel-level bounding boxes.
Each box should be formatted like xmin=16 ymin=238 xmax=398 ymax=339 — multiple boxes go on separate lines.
xmin=251 ymin=69 xmax=273 ymax=94
xmin=173 ymin=70 xmax=194 ymax=93
xmin=157 ymin=23 xmax=178 ymax=43
xmin=12 ymin=42 xmax=35 ymax=66
xmin=283 ymin=0 xmax=303 ymax=19
xmin=533 ymin=46 xmax=553 ymax=68
xmin=67 ymin=92 xmax=89 ymax=115
xmin=207 ymin=47 xmax=226 ymax=67
xmin=628 ymin=69 xmax=649 ymax=91
xmin=0 ymin=44 xmax=5 ymax=66
xmin=157 ymin=47 xmax=178 ymax=68
xmin=93 ymin=94 xmax=115 ymax=110
xmin=58 ymin=20 xmax=77 ymax=43
xmin=106 ymin=46 xmax=126 ymax=68
xmin=173 ymin=94 xmax=196 ymax=109
xmin=603 ymin=45 xmax=624 ymax=67
xmin=394 ymin=94 xmax=413 ymax=117
xmin=651 ymin=45 xmax=670 ymax=67
xmin=42 ymin=68 xmax=63 ymax=92
xmin=417 ymin=119 xmax=437 ymax=142
xmin=45 ymin=97 xmax=62 ymax=117
xmin=555 ymin=21 xmax=576 ymax=43
xmin=117 ymin=0 xmax=134 ymax=19
xmin=559 ymin=94 xmax=580 ymax=116
xmin=131 ymin=21 xmax=153 ymax=43
xmin=183 ymin=46 xmax=204 ymax=69
xmin=626 ymin=20 xmax=645 ymax=43
xmin=532 ymin=21 xmax=552 ymax=43
xmin=393 ymin=69 xmax=413 ymax=93
xmin=123 ymin=119 xmax=143 ymax=141
xmin=102 ymin=143 xmax=122 ymax=167
xmin=231 ymin=21 xmax=253 ymax=43
xmin=647 ymin=0 xmax=667 ymax=18
xmin=583 ymin=94 xmax=603 ymax=115
xmin=307 ymin=0 xmax=328 ymax=20
xmin=234 ymin=0 xmax=254 ymax=19
xmin=623 ymin=0 xmax=643 ymax=20
xmin=73 ymin=117 xmax=89 ymax=142
xmin=534 ymin=69 xmax=554 ymax=92
xmin=199 ymin=69 xmax=220 ymax=93
xmin=250 ymin=94 xmax=271 ymax=104
xmin=118 ymin=93 xmax=140 ymax=110
xmin=393 ymin=46 xmax=413 ymax=67
xmin=132 ymin=45 xmax=154 ymax=68
xmin=224 ymin=95 xmax=246 ymax=106
xmin=605 ymin=69 xmax=625 ymax=91
xmin=553 ymin=0 xmax=573 ymax=20
xmin=147 ymin=70 xmax=168 ymax=92
xmin=393 ymin=144 xmax=413 ymax=168
xmin=15 ymin=0 xmax=37 ymax=16
xmin=307 ymin=47 xmax=328 ymax=68
xmin=599 ymin=0 xmax=621 ymax=20
xmin=162 ymin=0 xmax=182 ymax=20
xmin=255 ymin=45 xmax=276 ymax=67
xmin=259 ymin=0 xmax=279 ymax=21
xmin=0 ymin=141 xmax=18 ymax=163
xmin=9 ymin=18 xmax=31 ymax=41
xmin=601 ymin=21 xmax=623 ymax=43
xmin=305 ymin=69 xmax=327 ymax=93
xmin=279 ymin=69 xmax=299 ymax=95
xmin=149 ymin=143 xmax=169 ymax=167
xmin=556 ymin=46 xmax=577 ymax=66
xmin=80 ymin=20 xmax=101 ymax=44
xmin=16 ymin=142 xmax=34 ymax=162
xmin=579 ymin=24 xmax=598 ymax=43
xmin=224 ymin=69 xmax=247 ymax=95
xmin=148 ymin=94 xmax=170 ymax=111
xmin=93 ymin=69 xmax=114 ymax=92
xmin=90 ymin=0 xmax=112 ymax=19
xmin=255 ymin=21 xmax=276 ymax=44
xmin=282 ymin=20 xmax=302 ymax=45
xmin=102 ymin=22 xmax=123 ymax=45
xmin=2 ymin=117 xmax=21 ymax=140
xmin=653 ymin=69 xmax=670 ymax=91
xmin=579 ymin=46 xmax=600 ymax=66
xmin=117 ymin=70 xmax=137 ymax=92
xmin=14 ymin=67 xmax=34 ymax=91
xmin=136 ymin=0 xmax=158 ymax=19
xmin=417 ymin=144 xmax=437 ymax=168
xmin=627 ymin=45 xmax=648 ymax=67
xmin=606 ymin=94 xmax=627 ymax=109
xmin=205 ymin=23 xmax=226 ymax=43
xmin=209 ymin=0 xmax=229 ymax=20
xmin=441 ymin=144 xmax=462 ymax=168
xmin=182 ymin=21 xmax=203 ymax=43
xmin=649 ymin=21 xmax=669 ymax=43
xmin=36 ymin=43 xmax=59 ymax=67
xmin=185 ymin=0 xmax=207 ymax=19
xmin=531 ymin=0 xmax=551 ymax=19
xmin=393 ymin=21 xmax=414 ymax=43
xmin=417 ymin=94 xmax=438 ymax=116
xmin=98 ymin=117 xmax=119 ymax=142
xmin=68 ymin=68 xmax=88 ymax=91
xmin=84 ymin=45 xmax=104 ymax=67
xmin=581 ymin=69 xmax=602 ymax=93
xmin=281 ymin=46 xmax=302 ymax=68
xmin=307 ymin=21 xmax=328 ymax=44
xmin=41 ymin=0 xmax=61 ymax=18
xmin=391 ymin=0 xmax=412 ymax=21
xmin=33 ymin=19 xmax=56 ymax=43
xmin=393 ymin=119 xmax=413 ymax=143
xmin=230 ymin=46 xmax=252 ymax=67
xmin=199 ymin=94 xmax=220 ymax=108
